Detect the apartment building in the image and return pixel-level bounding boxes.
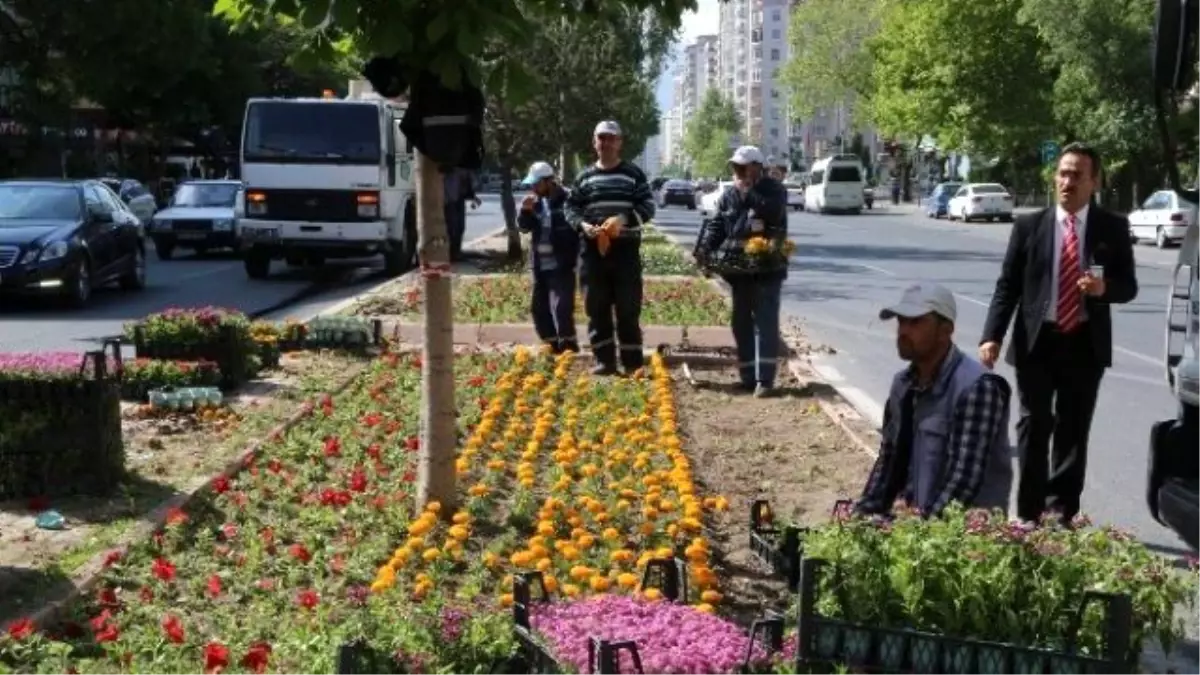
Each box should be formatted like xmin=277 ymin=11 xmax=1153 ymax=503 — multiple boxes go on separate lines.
xmin=636 ymin=133 xmax=663 ymax=176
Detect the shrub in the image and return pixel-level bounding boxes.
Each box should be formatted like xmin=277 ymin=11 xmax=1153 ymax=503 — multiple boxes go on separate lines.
xmin=120 ymin=358 xmax=221 ymax=401
xmin=125 ymin=307 xmax=257 ymax=388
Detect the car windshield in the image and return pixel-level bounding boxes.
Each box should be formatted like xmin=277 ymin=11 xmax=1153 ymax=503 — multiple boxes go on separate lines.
xmin=172 ymin=183 xmax=240 ymax=207
xmin=0 ymin=185 xmax=81 ymax=222
xmin=665 ymin=180 xmax=691 ymax=189
xmin=938 ymin=184 xmax=961 ymax=194
xmin=972 ymin=184 xmax=1008 ymax=194
xmin=242 ymin=101 xmax=382 ymax=164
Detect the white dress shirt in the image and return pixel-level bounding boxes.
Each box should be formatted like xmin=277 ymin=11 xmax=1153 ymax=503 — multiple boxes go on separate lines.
xmin=1046 ymin=203 xmax=1090 ymax=322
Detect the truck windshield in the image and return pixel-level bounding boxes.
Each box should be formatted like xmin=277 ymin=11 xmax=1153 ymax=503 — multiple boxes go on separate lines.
xmin=242 ymin=101 xmax=381 ymax=165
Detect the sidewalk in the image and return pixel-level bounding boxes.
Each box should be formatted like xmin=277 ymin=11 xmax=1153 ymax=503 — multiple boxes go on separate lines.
xmin=379 ymin=321 xmax=736 ymax=350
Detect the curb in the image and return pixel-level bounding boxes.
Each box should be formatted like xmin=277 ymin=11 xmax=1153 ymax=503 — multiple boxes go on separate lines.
xmin=19 ymin=362 xmax=369 ymax=632
xmin=304 ymin=225 xmax=511 ymax=320
xmin=655 ymin=226 xmax=880 ymax=459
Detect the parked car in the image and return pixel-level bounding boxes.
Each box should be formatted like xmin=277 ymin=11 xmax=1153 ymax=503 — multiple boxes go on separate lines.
xmin=0 ymin=179 xmax=146 ymax=306
xmin=699 ymin=181 xmax=733 ymax=218
xmin=657 ymin=179 xmax=696 ymax=209
xmin=923 ymin=182 xmax=962 ymax=218
xmin=946 ymin=183 xmax=1014 ymax=222
xmin=784 ymin=182 xmax=805 ymax=211
xmin=1129 ymin=189 xmax=1197 ymax=248
xmin=149 ymin=180 xmax=243 ymax=260
xmin=98 ymin=177 xmax=157 ymax=225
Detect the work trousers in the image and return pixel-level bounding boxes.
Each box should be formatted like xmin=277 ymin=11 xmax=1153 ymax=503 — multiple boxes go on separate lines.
xmin=581 ymin=249 xmax=644 ymax=371
xmin=531 ymin=268 xmax=579 ymax=353
xmin=728 ymin=277 xmax=783 ymax=388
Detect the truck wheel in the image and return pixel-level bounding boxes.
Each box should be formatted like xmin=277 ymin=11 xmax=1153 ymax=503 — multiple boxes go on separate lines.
xmin=244 ymin=248 xmax=271 ymax=279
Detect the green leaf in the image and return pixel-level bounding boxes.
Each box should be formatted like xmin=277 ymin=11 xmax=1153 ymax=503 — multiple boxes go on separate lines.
xmin=331 ymin=0 xmax=359 ymax=29
xmin=212 ymin=0 xmax=246 ymax=20
xmin=426 ymin=11 xmax=450 ymax=44
xmin=455 ymin=26 xmax=481 ymax=56
xmin=298 ymin=0 xmax=331 ymax=28
xmin=431 ymin=51 xmax=462 ymax=89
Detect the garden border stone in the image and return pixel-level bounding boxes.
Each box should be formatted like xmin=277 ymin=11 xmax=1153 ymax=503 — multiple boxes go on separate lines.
xmin=17 ymin=362 xmax=369 ymax=633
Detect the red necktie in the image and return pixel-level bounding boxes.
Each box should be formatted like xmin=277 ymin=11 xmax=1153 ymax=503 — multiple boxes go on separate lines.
xmin=1057 ymin=214 xmax=1084 ymax=332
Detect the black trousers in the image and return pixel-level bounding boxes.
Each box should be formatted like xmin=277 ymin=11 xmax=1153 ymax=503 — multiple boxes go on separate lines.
xmin=531 ymin=268 xmax=579 ymax=353
xmin=444 ymin=200 xmax=466 ymax=257
xmin=581 ymin=250 xmax=644 ymax=370
xmin=1014 ymin=323 xmax=1105 ymax=523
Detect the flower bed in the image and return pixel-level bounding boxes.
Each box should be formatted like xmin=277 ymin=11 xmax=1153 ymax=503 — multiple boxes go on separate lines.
xmin=370 ymin=350 xmax=729 ymax=613
xmin=0 ymin=350 xmax=124 ymax=500
xmin=0 ymin=349 xmax=524 ymax=673
xmin=752 ymin=502 xmax=1199 ymax=672
xmin=359 ymin=275 xmax=730 ymax=325
xmin=126 ymin=307 xmax=258 ymax=389
xmin=119 ymin=358 xmax=222 ymax=401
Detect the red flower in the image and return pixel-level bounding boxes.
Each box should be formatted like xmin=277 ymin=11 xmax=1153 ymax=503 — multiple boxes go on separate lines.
xmin=288 ymin=543 xmax=311 ymax=563
xmin=203 ymin=641 xmax=230 ymax=673
xmin=404 ymin=436 xmax=420 ymax=451
xmin=296 ymin=589 xmax=319 ymax=609
xmin=206 ymin=574 xmax=223 ymax=598
xmin=221 ymin=522 xmax=238 ymax=540
xmin=161 ymin=615 xmax=185 ymax=644
xmin=256 ymin=578 xmax=276 ymax=591
xmin=102 ymin=550 xmax=123 ymax=567
xmin=212 ymin=476 xmax=231 ymax=494
xmin=165 ymin=507 xmax=188 ymax=526
xmin=89 ymin=610 xmax=113 ymax=633
xmin=6 ymin=618 xmax=34 ymax=641
xmin=467 ymin=375 xmax=486 ymax=387
xmin=320 ymin=488 xmax=352 ymax=507
xmin=362 ymin=412 xmax=383 ymax=427
xmin=241 ymin=642 xmax=272 ymax=673
xmin=139 ymin=586 xmax=154 ymax=602
xmin=94 ymin=623 xmax=120 ymax=643
xmin=260 ymin=527 xmax=275 ymax=545
xmin=323 ymin=437 xmax=341 ymax=457
xmin=97 ymin=587 xmax=120 ymax=609
xmin=403 ymin=469 xmax=416 ymax=483
xmin=267 ymin=459 xmax=284 ymax=474
xmin=366 ymin=443 xmax=382 ymax=460
xmin=151 ymin=557 xmax=176 ymax=582
xmin=348 ymin=467 xmax=368 ymax=492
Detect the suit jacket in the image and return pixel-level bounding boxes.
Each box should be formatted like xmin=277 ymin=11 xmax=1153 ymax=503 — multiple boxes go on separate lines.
xmin=981 ymin=205 xmax=1138 ymax=368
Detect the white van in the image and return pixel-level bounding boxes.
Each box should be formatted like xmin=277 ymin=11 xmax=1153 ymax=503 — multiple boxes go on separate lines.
xmin=805 ymin=155 xmax=865 ymax=214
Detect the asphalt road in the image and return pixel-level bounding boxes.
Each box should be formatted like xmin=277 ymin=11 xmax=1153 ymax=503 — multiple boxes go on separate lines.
xmin=0 ymin=197 xmax=504 ymax=354
xmin=653 ymin=202 xmax=1191 ymax=554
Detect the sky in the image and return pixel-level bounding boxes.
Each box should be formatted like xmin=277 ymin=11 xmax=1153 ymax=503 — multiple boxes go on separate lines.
xmin=654 ymin=0 xmax=720 ymax=118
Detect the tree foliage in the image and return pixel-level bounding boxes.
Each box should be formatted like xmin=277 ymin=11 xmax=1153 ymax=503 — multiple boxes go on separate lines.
xmin=682 ymin=89 xmax=740 ymax=177
xmin=778 ymin=0 xmax=886 ymax=123
xmin=863 ymin=0 xmax=1053 ymax=157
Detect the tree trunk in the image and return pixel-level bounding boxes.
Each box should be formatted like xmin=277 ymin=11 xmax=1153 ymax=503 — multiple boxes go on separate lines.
xmin=414 ymin=149 xmax=458 ymax=514
xmin=499 ymin=158 xmax=522 ymax=261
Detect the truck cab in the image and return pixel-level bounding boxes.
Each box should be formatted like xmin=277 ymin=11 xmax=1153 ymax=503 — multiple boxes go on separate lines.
xmin=237 ymin=85 xmax=417 ymax=279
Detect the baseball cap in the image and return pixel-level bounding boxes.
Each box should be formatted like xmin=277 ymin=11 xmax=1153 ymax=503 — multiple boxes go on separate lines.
xmin=594 ymin=121 xmax=622 ymax=136
xmin=729 ymin=145 xmax=765 ymax=165
xmin=879 ymin=283 xmax=957 ymax=323
xmin=520 ymin=161 xmax=555 ymax=186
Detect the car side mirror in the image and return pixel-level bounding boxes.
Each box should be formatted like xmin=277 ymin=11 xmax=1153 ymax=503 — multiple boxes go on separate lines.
xmin=90 ymin=209 xmax=114 ymax=223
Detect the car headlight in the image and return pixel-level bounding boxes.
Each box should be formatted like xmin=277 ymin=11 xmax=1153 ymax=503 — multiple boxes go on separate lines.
xmin=214 ymin=218 xmax=234 ymax=231
xmin=22 ymin=240 xmax=71 ymax=263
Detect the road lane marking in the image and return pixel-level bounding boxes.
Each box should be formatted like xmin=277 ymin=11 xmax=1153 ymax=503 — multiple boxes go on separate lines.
xmin=807 ymin=359 xmax=886 ymax=426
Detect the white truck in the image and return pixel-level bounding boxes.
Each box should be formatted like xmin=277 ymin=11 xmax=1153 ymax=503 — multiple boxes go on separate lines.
xmin=237 ymin=80 xmax=417 ymax=279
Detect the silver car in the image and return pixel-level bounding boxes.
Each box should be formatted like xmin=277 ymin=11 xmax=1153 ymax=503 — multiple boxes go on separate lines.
xmin=148 ymin=180 xmax=242 ymax=260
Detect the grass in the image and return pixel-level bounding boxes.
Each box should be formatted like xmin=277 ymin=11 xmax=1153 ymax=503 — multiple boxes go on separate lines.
xmin=366 ymin=274 xmax=729 ymax=325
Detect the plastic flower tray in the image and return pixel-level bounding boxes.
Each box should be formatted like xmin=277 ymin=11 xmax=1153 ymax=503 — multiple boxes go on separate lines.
xmin=793 ymin=557 xmax=1135 ymax=674
xmin=511 ymin=558 xmax=789 ymax=675
xmin=747 ymin=499 xmax=813 ymax=591
xmin=0 ymin=345 xmax=124 ymax=499
xmin=131 ymin=324 xmax=250 ymax=390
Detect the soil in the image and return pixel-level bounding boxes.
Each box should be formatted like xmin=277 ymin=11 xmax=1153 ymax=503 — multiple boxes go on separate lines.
xmin=0 ymin=350 xmax=370 ymax=623
xmin=673 ymin=363 xmax=876 ymax=626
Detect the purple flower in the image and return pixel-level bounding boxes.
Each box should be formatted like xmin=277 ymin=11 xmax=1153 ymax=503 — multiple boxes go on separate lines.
xmin=440 ymin=606 xmax=468 ymax=643
xmin=531 ymin=595 xmax=770 ymax=674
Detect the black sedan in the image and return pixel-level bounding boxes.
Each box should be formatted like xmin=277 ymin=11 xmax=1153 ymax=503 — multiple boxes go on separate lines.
xmin=657 ymin=179 xmax=697 ymax=209
xmin=0 ymin=180 xmax=146 ymax=307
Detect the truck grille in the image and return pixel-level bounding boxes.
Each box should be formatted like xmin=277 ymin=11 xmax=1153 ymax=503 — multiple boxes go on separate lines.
xmin=0 ymin=246 xmax=17 ymax=268
xmin=251 ymin=189 xmax=367 ymax=223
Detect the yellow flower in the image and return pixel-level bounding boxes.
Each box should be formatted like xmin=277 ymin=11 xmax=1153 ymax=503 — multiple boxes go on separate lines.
xmin=448 ymin=524 xmax=470 ymax=542
xmin=700 ymin=590 xmax=723 ymax=604
xmin=422 ymin=548 xmax=441 ymax=563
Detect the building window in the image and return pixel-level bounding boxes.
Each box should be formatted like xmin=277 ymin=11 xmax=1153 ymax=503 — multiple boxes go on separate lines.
xmin=772 ymin=9 xmax=781 ymax=21
xmin=771 ymin=108 xmax=780 ymax=119
xmin=770 ymin=128 xmax=779 ymax=138
xmin=771 ymin=88 xmax=779 ymax=98
xmin=753 ymin=46 xmax=762 ymax=59
xmin=770 ymin=48 xmax=780 ymax=61
xmin=752 ymin=68 xmax=762 ymax=82
xmin=772 ymin=28 xmax=781 ymax=39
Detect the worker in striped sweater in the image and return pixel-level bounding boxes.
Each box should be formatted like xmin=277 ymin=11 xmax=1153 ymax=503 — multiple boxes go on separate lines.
xmin=564 ymin=120 xmax=657 ymax=376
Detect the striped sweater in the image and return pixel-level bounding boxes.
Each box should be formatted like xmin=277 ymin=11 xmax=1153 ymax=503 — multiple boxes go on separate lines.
xmin=563 ymin=161 xmax=656 ymax=245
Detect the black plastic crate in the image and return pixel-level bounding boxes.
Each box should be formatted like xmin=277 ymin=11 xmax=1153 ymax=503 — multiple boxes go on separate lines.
xmin=793 ymin=557 xmax=1135 ymax=674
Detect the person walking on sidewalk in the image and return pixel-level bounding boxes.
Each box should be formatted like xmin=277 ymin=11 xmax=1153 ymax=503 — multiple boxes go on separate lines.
xmin=857 ymin=283 xmax=1014 ymax=517
xmin=564 ymin=120 xmax=656 ymax=375
xmin=517 ymin=161 xmax=579 ymax=354
xmin=694 ymin=146 xmax=789 ymax=396
xmin=980 ymin=142 xmax=1138 ymax=525
xmin=443 ymin=168 xmax=482 ymax=262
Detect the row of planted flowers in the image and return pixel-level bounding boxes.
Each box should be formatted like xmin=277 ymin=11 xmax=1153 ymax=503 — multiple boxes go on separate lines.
xmin=0 ymin=346 xmax=779 ymax=674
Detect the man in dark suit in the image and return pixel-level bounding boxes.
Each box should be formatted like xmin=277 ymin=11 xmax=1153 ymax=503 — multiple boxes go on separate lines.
xmin=980 ymin=142 xmax=1138 ymax=524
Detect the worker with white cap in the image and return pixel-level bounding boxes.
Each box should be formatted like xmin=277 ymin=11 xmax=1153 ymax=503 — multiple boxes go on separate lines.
xmin=855 ymin=282 xmax=1014 ymax=518
xmin=694 ymin=145 xmax=790 ymax=396
xmin=564 ymin=120 xmax=656 ymax=375
xmin=516 ymin=161 xmax=579 ymax=353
